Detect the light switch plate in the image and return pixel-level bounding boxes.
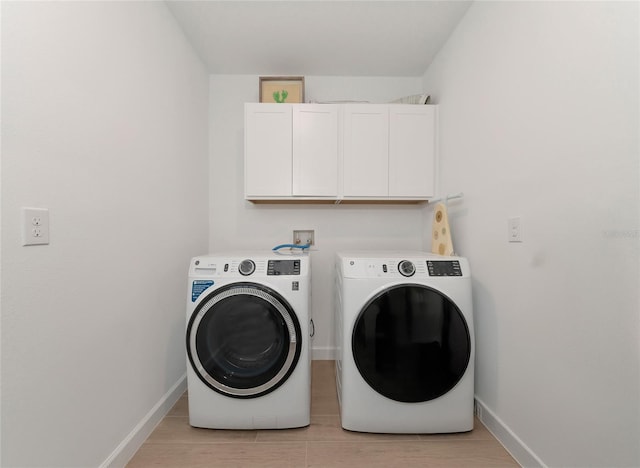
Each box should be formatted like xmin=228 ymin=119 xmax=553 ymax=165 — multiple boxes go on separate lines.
xmin=508 ymin=217 xmax=522 ymax=243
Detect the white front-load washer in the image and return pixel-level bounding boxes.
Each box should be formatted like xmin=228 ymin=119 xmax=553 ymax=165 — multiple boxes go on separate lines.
xmin=335 ymin=251 xmax=474 ymax=433
xmin=186 ymin=251 xmax=311 ymax=429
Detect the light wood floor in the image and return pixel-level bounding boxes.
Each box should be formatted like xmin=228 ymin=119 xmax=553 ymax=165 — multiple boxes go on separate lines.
xmin=128 ymin=361 xmax=518 ymax=467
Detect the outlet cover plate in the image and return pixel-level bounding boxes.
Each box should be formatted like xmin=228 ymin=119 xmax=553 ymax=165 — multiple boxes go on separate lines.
xmin=22 ymin=207 xmax=50 ymax=246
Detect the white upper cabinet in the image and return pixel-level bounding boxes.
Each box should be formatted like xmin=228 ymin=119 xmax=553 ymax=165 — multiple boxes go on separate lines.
xmin=245 ymin=103 xmax=338 ymax=199
xmin=343 ymin=105 xmax=389 ymax=197
xmin=343 ymin=104 xmax=436 ymax=199
xmin=244 ymin=104 xmax=292 ymax=198
xmin=388 ymin=105 xmax=436 ymax=198
xmin=292 ymin=106 xmax=339 ymax=197
xmin=245 ymin=103 xmax=437 ymax=201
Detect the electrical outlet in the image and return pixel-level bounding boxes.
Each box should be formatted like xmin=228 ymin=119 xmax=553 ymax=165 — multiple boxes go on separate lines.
xmin=22 ymin=207 xmax=50 ymax=246
xmin=508 ymin=217 xmax=523 ymax=243
xmin=293 ymin=230 xmax=314 ymax=246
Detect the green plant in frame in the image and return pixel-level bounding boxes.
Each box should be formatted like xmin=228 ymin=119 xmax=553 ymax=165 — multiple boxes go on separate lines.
xmin=272 ymin=89 xmax=289 ymax=103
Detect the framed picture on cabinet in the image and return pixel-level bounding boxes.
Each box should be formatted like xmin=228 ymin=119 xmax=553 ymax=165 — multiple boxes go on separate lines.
xmin=259 ymin=76 xmax=305 ymax=103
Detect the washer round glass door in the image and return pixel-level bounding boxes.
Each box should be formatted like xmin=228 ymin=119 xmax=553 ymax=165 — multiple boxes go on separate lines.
xmin=187 ymin=282 xmax=301 ymax=399
xmin=352 ymin=284 xmax=470 ymax=403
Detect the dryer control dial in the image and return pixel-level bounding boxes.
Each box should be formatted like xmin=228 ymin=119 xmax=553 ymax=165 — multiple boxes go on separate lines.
xmin=398 ymin=260 xmax=416 ymax=277
xmin=238 ymin=259 xmax=256 ymax=276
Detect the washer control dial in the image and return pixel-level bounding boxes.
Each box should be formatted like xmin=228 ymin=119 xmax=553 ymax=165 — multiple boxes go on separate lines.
xmin=238 ymin=259 xmax=256 ymax=276
xmin=398 ymin=260 xmax=416 ymax=277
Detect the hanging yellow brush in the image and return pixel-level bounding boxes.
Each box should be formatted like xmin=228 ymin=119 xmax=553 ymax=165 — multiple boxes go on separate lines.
xmin=431 ymin=202 xmax=454 ymax=256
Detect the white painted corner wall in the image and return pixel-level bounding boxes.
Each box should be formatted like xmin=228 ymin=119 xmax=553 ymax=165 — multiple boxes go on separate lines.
xmin=3 ymin=1 xmax=638 ymax=467
xmin=1 ymin=2 xmax=209 ymax=466
xmin=422 ymin=2 xmax=640 ymax=467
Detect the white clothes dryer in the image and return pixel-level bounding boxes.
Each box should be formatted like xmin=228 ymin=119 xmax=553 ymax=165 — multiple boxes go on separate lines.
xmin=186 ymin=251 xmax=311 ymax=429
xmin=335 ymin=251 xmax=474 ymax=433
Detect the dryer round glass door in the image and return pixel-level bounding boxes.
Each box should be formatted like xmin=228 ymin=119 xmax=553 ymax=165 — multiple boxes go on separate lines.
xmin=187 ymin=282 xmax=302 ymax=398
xmin=352 ymin=284 xmax=470 ymax=403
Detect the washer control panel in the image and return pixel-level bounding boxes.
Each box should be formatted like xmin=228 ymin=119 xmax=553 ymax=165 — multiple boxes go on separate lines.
xmin=190 ymin=252 xmax=309 ymax=278
xmin=267 ymin=259 xmax=301 ymax=276
xmin=427 ymin=260 xmax=462 ymax=277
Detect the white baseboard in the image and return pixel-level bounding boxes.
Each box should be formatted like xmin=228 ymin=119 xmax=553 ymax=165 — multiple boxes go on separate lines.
xmin=312 ymin=346 xmax=337 ymax=360
xmin=100 ymin=374 xmax=187 ymax=468
xmin=474 ymin=397 xmax=546 ymax=468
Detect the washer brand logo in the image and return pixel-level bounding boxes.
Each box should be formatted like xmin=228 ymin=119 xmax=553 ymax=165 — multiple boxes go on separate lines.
xmin=192 ymin=280 xmax=214 ymax=302
xmin=292 ymin=281 xmax=299 ymax=291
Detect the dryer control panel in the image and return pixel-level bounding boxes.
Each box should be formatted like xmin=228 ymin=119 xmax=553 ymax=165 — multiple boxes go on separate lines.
xmin=427 ymin=260 xmax=462 ymax=277
xmin=337 ymin=251 xmax=469 ymax=279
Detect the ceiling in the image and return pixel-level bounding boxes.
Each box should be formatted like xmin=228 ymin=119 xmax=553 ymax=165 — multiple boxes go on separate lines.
xmin=165 ymin=1 xmax=472 ymax=77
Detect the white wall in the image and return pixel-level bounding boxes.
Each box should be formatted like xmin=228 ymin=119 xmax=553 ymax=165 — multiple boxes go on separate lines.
xmin=422 ymin=1 xmax=639 ymax=467
xmin=1 ymin=2 xmax=209 ymax=466
xmin=209 ymin=75 xmax=426 ymax=358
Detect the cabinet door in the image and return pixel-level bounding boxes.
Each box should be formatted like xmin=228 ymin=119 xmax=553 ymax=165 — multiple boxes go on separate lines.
xmin=343 ymin=105 xmax=389 ymax=197
xmin=245 ymin=103 xmax=292 ymax=197
xmin=292 ymin=105 xmax=339 ymax=197
xmin=389 ymin=105 xmax=436 ymax=198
